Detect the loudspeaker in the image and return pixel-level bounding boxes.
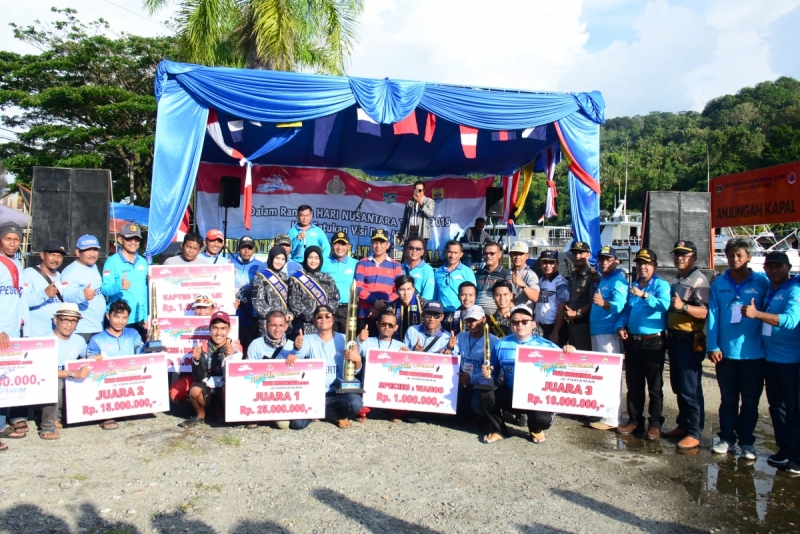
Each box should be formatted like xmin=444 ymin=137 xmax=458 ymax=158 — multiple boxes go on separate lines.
xmin=31 ymin=167 xmax=110 ymax=256
xmin=219 ymin=176 xmax=241 ymax=208
xmin=486 ymin=187 xmax=503 ymax=218
xmin=643 ymin=191 xmax=711 ymax=269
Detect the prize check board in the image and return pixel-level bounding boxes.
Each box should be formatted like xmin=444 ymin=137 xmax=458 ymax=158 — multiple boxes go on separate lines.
xmin=150 ymin=264 xmax=236 ymax=317
xmin=513 ymin=347 xmax=623 ymax=418
xmin=157 ymin=316 xmax=240 ymax=373
xmin=64 ymin=353 xmax=169 ymax=424
xmin=363 ymin=349 xmax=459 ymax=415
xmin=0 ymin=337 xmax=57 ymax=408
xmin=225 ymin=359 xmax=326 ymax=422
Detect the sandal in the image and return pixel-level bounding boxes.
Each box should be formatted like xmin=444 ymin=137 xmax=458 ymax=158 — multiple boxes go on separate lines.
xmin=100 ymin=420 xmax=119 ymax=430
xmin=482 ymin=432 xmax=505 ymax=444
xmin=39 ymin=431 xmax=60 ymax=440
xmin=355 ymin=416 xmax=368 ymax=423
xmin=388 ymin=418 xmax=402 ymax=424
xmin=336 ymin=419 xmax=352 ymax=429
xmin=0 ymin=440 xmax=6 ymax=451
xmin=0 ymin=426 xmax=26 ymax=439
xmin=11 ymin=420 xmax=30 ymax=433
xmin=178 ymin=417 xmax=204 ymax=428
xmin=245 ymin=423 xmax=258 ymax=429
xmin=530 ymin=431 xmax=546 ymax=444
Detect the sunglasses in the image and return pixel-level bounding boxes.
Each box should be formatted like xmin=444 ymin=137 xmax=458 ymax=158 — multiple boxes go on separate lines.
xmin=424 ymin=312 xmax=443 ymax=318
xmin=483 ymin=251 xmax=498 ymax=256
xmin=122 ymin=236 xmax=141 ymax=241
xmin=415 ymin=189 xmax=424 ymax=192
xmin=379 ymin=322 xmax=398 ymax=328
xmin=407 ymin=246 xmax=424 ymax=251
xmin=315 ymin=313 xmax=333 ymax=320
xmin=510 ymin=319 xmax=532 ymax=326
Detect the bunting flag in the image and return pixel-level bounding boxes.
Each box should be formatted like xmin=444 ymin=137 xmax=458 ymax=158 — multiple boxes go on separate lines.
xmin=228 ymin=120 xmax=244 ymax=143
xmin=522 ymin=125 xmax=547 ymax=140
xmin=542 ymin=146 xmax=558 ymax=221
xmin=276 ymin=121 xmax=302 ymax=128
xmin=357 ymin=107 xmax=381 ymax=136
xmin=459 ymin=125 xmax=478 ymax=158
xmin=507 ymin=219 xmax=517 ymax=237
xmin=314 ymin=113 xmax=338 ymax=156
xmin=393 ymin=111 xmax=419 ymax=135
xmin=243 ymin=170 xmax=252 ymax=230
xmin=514 ymin=159 xmax=536 ymax=217
xmin=491 ymin=131 xmax=517 ymax=141
xmin=424 ymin=113 xmax=436 ymax=142
xmin=206 ymin=109 xmax=245 ymax=160
xmin=501 ymin=170 xmax=520 ymax=221
xmin=172 ymin=205 xmax=193 ymax=242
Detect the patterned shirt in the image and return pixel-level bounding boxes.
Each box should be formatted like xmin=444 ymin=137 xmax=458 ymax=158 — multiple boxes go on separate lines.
xmin=355 ymin=256 xmax=403 ymax=318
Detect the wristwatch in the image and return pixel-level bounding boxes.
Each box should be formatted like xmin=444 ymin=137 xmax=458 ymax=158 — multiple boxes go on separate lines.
xmin=641 ymin=292 xmax=649 ymax=300
xmin=68 ymin=371 xmax=74 ymax=379
xmin=681 ymin=303 xmax=688 ymax=312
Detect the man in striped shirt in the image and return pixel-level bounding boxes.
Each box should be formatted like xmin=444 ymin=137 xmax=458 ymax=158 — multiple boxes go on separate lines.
xmin=355 ymin=228 xmax=403 ymax=334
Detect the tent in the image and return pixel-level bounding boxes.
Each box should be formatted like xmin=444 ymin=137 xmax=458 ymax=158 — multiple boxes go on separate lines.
xmin=147 ymin=60 xmax=605 ymax=257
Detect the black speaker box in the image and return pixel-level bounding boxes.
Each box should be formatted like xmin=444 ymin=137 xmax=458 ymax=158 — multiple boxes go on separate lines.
xmin=643 ymin=191 xmax=710 ymax=269
xmin=219 ymin=176 xmax=241 ymax=208
xmin=31 ymin=167 xmax=110 ymax=256
xmin=486 ymin=187 xmax=503 ymax=218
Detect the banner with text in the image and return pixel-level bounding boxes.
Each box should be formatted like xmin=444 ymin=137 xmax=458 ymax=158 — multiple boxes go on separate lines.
xmin=362 ymin=349 xmax=459 ymax=415
xmin=711 ymin=161 xmax=800 ymax=227
xmin=512 ymin=347 xmax=623 ymax=418
xmin=224 ymin=359 xmax=326 ymax=422
xmin=196 ymin=164 xmax=494 ymax=260
xmin=149 ymin=264 xmax=237 ymax=318
xmin=0 ymin=337 xmax=57 ymax=408
xmin=64 ymin=353 xmax=170 ymax=424
xmin=157 ymin=316 xmax=240 ymax=373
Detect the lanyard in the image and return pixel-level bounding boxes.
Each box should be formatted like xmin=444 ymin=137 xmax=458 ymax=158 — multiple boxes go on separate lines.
xmin=765 ymin=280 xmax=793 ymax=311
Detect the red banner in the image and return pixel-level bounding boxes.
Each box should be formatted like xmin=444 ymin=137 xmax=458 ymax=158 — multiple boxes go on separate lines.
xmin=711 ymin=161 xmax=800 ymax=227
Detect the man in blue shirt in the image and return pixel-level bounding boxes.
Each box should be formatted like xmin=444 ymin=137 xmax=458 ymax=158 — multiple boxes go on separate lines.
xmin=615 ymin=248 xmax=670 ymax=440
xmin=199 ymin=228 xmax=230 ymax=264
xmin=434 ymin=241 xmax=476 ymax=315
xmin=23 ymin=239 xmax=68 ymax=337
xmin=62 ymin=235 xmax=106 ymax=342
xmin=402 ymin=237 xmax=435 ymax=300
xmin=479 ymin=304 xmax=574 ymax=444
xmin=588 ymin=246 xmax=628 ymax=431
xmin=101 ymin=223 xmax=149 ymax=340
xmin=288 ymin=205 xmax=330 ymax=264
xmin=231 ymin=235 xmax=263 ymax=353
xmin=49 ymin=303 xmax=91 ymax=438
xmin=455 ymin=305 xmax=498 ymax=422
xmin=322 ymin=231 xmax=358 ymax=334
xmin=707 ymin=238 xmax=769 ymax=459
xmin=86 ymin=299 xmax=144 ymax=431
xmin=743 ymin=251 xmax=800 ymax=474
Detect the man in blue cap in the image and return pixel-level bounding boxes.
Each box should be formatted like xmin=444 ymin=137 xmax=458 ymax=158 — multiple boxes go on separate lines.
xmin=62 ymin=234 xmax=106 ymax=342
xmin=101 ymin=223 xmax=149 ymax=340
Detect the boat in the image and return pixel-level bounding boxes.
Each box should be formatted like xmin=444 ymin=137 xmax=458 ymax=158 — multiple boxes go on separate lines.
xmin=714 ymin=227 xmax=800 ymax=273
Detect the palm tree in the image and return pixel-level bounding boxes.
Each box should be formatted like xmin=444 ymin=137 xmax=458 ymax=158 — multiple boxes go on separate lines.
xmin=144 ymin=0 xmax=364 ymax=74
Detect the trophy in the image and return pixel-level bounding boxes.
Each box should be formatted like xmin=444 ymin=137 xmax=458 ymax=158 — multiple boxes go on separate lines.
xmin=474 ymin=322 xmax=496 ymax=391
xmin=335 ymin=281 xmax=364 ymax=394
xmin=144 ymin=285 xmax=164 ymax=353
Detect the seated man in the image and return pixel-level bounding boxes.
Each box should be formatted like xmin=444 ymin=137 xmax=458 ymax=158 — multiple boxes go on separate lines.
xmin=455 ymin=305 xmax=499 ymax=422
xmin=460 ymin=217 xmax=491 ymax=265
xmin=480 ymin=304 xmax=575 ymax=444
xmin=179 ymin=311 xmax=243 ymax=428
xmin=294 ymin=304 xmax=364 ymax=429
xmin=403 ymin=301 xmax=458 ymax=355
xmin=192 ymin=294 xmax=215 ymax=316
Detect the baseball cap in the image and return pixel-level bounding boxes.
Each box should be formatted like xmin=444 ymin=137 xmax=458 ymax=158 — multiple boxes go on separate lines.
xmin=570 ymin=241 xmax=591 ymax=253
xmin=209 ymin=310 xmax=230 ymax=326
xmin=53 ymin=302 xmax=82 ymax=319
xmin=509 ymin=241 xmax=529 ymax=254
xmin=332 ymin=231 xmax=350 ymax=245
xmin=313 ymin=304 xmax=335 ymax=316
xmin=42 ymin=239 xmax=67 ymax=255
xmin=193 ymin=294 xmax=214 ymax=308
xmin=539 ymin=250 xmax=558 ymax=261
xmin=635 ymin=248 xmax=658 ymax=263
xmin=597 ymin=246 xmax=618 ymax=259
xmin=510 ymin=304 xmax=534 ymax=318
xmin=76 ymin=234 xmax=100 ymax=251
xmin=238 ymin=236 xmax=255 ymax=249
xmin=206 ymin=229 xmax=224 ymax=241
xmin=671 ymin=240 xmax=697 ymax=255
xmin=423 ymin=301 xmax=445 ymax=315
xmin=120 ymin=223 xmax=142 ymax=239
xmin=274 ymin=233 xmax=291 ymax=246
xmin=463 ymin=305 xmax=485 ymax=321
xmin=764 ymin=251 xmax=790 ymax=265
xmin=371 ymin=228 xmax=389 ymax=242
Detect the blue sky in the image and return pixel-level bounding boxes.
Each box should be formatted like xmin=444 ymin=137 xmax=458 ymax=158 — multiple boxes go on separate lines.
xmin=2 ymin=0 xmax=800 ymax=118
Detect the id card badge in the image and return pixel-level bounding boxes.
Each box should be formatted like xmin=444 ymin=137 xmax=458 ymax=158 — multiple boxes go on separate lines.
xmin=730 ymin=304 xmax=742 ymax=324
xmin=462 ymin=362 xmax=474 ymax=375
xmin=762 ymin=323 xmax=773 ymax=337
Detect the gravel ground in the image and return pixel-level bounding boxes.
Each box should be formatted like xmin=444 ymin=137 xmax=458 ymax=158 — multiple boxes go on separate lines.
xmin=2 ymin=360 xmax=799 ymax=534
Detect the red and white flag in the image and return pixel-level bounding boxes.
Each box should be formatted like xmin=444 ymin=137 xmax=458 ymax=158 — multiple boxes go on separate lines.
xmin=207 ymin=109 xmax=245 ymax=159
xmin=459 ymin=125 xmax=478 ymax=158
xmin=501 ymin=170 xmax=520 ymax=221
xmin=172 ymin=205 xmax=192 ymax=242
xmin=539 ymin=146 xmax=558 ymax=222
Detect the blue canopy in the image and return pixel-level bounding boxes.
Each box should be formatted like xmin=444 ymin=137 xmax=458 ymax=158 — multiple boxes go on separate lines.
xmin=148 ymin=60 xmax=604 ymax=256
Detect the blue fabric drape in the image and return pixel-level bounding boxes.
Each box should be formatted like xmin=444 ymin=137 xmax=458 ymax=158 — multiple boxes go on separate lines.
xmin=110 ymin=203 xmax=149 ymax=227
xmin=348 ymin=77 xmax=426 ymax=124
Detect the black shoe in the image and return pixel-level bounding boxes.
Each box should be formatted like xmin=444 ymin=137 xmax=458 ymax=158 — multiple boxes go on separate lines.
xmin=785 ymin=461 xmax=800 ymax=476
xmin=515 ymin=413 xmax=528 ymax=427
xmin=178 ymin=417 xmax=204 ymax=428
xmin=768 ymin=452 xmax=789 ymax=466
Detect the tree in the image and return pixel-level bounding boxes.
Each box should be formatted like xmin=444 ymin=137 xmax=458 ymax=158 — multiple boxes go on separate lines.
xmin=0 ymin=8 xmax=183 ymax=204
xmin=144 ymin=0 xmax=364 ymax=73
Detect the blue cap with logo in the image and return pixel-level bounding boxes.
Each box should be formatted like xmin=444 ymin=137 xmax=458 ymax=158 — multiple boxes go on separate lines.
xmin=77 ymin=234 xmax=101 ymax=251
xmin=598 ymin=246 xmax=618 ymax=259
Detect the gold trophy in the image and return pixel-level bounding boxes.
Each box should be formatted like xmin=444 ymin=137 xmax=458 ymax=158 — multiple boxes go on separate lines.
xmin=474 ymin=322 xmax=496 ymax=391
xmin=144 ymin=285 xmax=164 ymax=353
xmin=335 ymin=281 xmax=364 ymax=393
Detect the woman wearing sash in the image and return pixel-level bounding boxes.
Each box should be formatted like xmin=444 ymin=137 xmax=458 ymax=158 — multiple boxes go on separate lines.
xmin=389 ymin=275 xmax=427 ymax=341
xmin=288 ymin=246 xmax=340 ymax=335
xmin=252 ymin=246 xmax=293 ymax=337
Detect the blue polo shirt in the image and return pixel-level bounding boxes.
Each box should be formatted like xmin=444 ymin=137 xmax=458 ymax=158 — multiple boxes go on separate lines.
xmin=288 ymin=224 xmax=331 ymax=263
xmin=55 ymin=333 xmax=88 ymax=370
xmin=403 ymin=261 xmax=435 ymax=300
xmin=101 ymin=251 xmax=149 ymax=324
xmin=86 ymin=328 xmax=144 ymax=357
xmin=62 ymin=260 xmax=106 ymax=334
xmin=490 ymin=334 xmax=559 ymax=389
xmin=762 ymin=281 xmax=800 ymax=364
xmin=590 ymin=270 xmax=628 ymax=335
xmin=615 ymin=275 xmax=671 ymax=335
xmin=322 ymin=255 xmax=358 ymax=305
xmin=433 ymin=263 xmax=476 ymax=312
xmin=706 ymin=270 xmax=769 ymax=360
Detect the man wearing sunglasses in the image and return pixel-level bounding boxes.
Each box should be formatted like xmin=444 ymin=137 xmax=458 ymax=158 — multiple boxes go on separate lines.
xmin=475 ymin=241 xmax=511 ymax=316
xmin=402 ymin=237 xmax=435 ymax=301
xmin=101 ymin=223 xmax=149 ymax=340
xmin=480 ymin=304 xmax=575 ymax=444
xmin=397 ymin=181 xmax=435 ymax=249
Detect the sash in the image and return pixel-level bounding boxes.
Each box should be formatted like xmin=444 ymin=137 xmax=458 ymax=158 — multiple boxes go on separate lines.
xmin=292 ymin=272 xmax=328 ymax=306
xmin=488 ymin=314 xmax=505 ymax=338
xmin=0 ymin=255 xmax=20 ymax=293
xmin=393 ymin=293 xmax=422 ymax=341
xmin=447 ymin=309 xmax=464 ymax=335
xmin=258 ymin=270 xmax=288 ymax=308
